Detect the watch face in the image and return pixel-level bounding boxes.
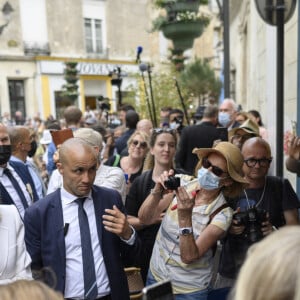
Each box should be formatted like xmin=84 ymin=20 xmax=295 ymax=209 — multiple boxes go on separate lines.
xmin=179 ymin=228 xmax=193 ymax=235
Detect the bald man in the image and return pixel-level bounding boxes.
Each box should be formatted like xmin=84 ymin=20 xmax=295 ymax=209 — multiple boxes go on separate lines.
xmin=24 ymin=138 xmax=140 ymax=299
xmin=216 ymin=137 xmax=300 ymax=289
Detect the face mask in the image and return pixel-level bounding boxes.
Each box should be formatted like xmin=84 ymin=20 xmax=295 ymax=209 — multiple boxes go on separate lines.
xmin=169 ymin=122 xmax=179 ymax=130
xmin=28 ymin=140 xmax=38 ymax=158
xmin=218 ymin=112 xmax=231 ymax=127
xmin=0 ymin=145 xmax=12 ymax=165
xmin=197 ymin=167 xmax=220 ymax=190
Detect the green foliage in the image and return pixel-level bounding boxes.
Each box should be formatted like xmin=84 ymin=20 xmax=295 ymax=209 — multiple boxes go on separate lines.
xmin=179 ymin=58 xmax=222 ymax=104
xmin=126 ymin=69 xmax=191 ymax=122
xmin=153 ymin=0 xmax=208 ymax=8
xmin=62 ymin=61 xmax=79 ymax=103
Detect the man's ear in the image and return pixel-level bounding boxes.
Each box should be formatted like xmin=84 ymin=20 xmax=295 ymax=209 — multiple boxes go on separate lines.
xmin=56 ymin=162 xmax=63 ymax=175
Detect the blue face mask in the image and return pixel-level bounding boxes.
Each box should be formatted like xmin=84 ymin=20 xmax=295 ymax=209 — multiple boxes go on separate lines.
xmin=218 ymin=112 xmax=231 ymax=127
xmin=197 ymin=167 xmax=221 ymax=190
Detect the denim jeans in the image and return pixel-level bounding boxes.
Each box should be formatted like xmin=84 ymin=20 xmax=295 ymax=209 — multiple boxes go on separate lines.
xmin=146 ymin=270 xmax=209 ymax=300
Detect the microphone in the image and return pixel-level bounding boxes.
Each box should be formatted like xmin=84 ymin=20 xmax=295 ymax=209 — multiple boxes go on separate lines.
xmin=139 ymin=63 xmax=148 ymax=72
xmin=136 ymin=46 xmax=143 ymax=63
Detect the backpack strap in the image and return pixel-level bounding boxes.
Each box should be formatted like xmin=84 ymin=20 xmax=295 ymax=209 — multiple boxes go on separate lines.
xmin=207 ymin=203 xmax=229 ymax=256
xmin=208 ymin=203 xmax=229 ymax=225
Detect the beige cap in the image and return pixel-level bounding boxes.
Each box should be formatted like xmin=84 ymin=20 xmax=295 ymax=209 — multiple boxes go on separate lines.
xmin=228 ymin=119 xmax=260 ymax=140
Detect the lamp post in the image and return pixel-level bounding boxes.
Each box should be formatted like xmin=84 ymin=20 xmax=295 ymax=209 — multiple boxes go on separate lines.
xmin=110 ymin=67 xmax=123 ymax=107
xmin=0 ymin=2 xmax=13 ymax=35
xmin=254 ymin=0 xmax=296 ymax=177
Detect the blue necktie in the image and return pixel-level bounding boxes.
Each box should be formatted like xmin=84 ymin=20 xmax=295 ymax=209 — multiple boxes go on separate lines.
xmin=4 ymin=168 xmax=29 ymax=209
xmin=76 ymin=198 xmax=98 ymax=299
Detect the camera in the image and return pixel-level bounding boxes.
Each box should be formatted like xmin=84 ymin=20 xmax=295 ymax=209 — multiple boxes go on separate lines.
xmin=233 ymin=207 xmax=267 ymax=243
xmin=164 ymin=176 xmax=180 ymax=190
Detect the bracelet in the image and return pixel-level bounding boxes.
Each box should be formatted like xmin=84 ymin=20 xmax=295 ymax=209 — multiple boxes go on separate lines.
xmin=150 ymin=188 xmax=164 ymax=198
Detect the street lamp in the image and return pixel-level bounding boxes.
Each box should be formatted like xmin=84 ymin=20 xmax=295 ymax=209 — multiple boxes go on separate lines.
xmin=254 ymin=0 xmax=296 ymax=177
xmin=110 ymin=67 xmax=122 ymax=107
xmin=0 ymin=1 xmax=13 ymax=35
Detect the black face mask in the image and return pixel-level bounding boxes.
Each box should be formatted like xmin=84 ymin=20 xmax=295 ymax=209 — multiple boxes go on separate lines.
xmin=28 ymin=140 xmax=38 ymax=158
xmin=0 ymin=145 xmax=12 ymax=165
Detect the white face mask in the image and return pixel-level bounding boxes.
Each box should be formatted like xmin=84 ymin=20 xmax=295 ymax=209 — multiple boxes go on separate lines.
xmin=169 ymin=122 xmax=179 ymax=130
xmin=197 ymin=167 xmax=221 ymax=190
xmin=218 ymin=112 xmax=231 ymax=127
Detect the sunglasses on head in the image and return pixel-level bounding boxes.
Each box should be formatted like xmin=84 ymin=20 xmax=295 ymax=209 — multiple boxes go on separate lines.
xmin=131 ymin=140 xmax=147 ymax=149
xmin=202 ymin=157 xmax=228 ymax=177
xmin=152 ymin=128 xmax=176 ymax=134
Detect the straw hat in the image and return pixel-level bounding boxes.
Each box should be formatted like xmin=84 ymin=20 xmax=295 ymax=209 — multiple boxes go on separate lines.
xmin=193 ymin=142 xmax=248 ymax=184
xmin=228 ymin=119 xmax=259 ymax=140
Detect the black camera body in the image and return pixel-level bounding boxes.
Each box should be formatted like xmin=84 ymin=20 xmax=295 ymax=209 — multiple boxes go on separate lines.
xmin=233 ymin=207 xmax=267 ymax=243
xmin=164 ymin=176 xmax=180 ymax=190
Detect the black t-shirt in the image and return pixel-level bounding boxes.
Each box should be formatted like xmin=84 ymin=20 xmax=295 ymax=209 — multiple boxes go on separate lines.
xmin=219 ymin=176 xmax=300 ymax=279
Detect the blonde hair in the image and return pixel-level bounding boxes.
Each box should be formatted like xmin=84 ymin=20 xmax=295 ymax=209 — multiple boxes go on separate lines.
xmin=127 ymin=130 xmax=150 ymax=149
xmin=232 ymin=226 xmax=300 ymax=300
xmin=0 ymin=280 xmax=64 ymax=300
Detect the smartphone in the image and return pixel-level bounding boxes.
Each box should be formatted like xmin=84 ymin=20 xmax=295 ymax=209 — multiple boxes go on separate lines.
xmin=216 ymin=127 xmax=228 ymax=141
xmin=142 ymin=280 xmax=174 ymax=300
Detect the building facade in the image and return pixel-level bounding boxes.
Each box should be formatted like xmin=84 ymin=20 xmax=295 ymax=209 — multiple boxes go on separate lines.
xmin=0 ymin=0 xmax=152 ymax=121
xmin=227 ymin=0 xmax=298 ymax=182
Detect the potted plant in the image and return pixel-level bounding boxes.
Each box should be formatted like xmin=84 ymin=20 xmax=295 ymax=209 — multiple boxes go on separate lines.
xmin=153 ymin=0 xmax=208 ymax=13
xmin=152 ymin=8 xmax=210 ymax=53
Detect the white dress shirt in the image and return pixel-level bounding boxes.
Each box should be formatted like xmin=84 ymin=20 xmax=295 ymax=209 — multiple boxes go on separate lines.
xmin=0 ymin=164 xmax=32 ymax=219
xmin=61 ymin=188 xmax=110 ymax=299
xmin=10 ymin=155 xmax=44 ymax=200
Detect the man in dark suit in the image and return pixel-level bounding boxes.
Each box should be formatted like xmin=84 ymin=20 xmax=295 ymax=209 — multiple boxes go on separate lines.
xmin=24 ymin=138 xmax=140 ymax=300
xmin=175 ymin=105 xmax=220 ymax=175
xmin=0 ymin=123 xmax=37 ymax=219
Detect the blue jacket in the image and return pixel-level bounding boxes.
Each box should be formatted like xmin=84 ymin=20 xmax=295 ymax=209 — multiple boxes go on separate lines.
xmin=24 ymin=186 xmax=140 ymax=300
xmin=0 ymin=160 xmax=39 ymax=205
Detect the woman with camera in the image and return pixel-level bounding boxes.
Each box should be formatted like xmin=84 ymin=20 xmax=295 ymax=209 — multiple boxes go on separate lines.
xmin=125 ymin=128 xmax=188 ymax=283
xmin=138 ymin=142 xmax=248 ymax=300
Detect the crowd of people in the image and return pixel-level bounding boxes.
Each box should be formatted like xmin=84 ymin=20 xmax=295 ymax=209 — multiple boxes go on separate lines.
xmin=0 ymin=99 xmax=300 ymax=300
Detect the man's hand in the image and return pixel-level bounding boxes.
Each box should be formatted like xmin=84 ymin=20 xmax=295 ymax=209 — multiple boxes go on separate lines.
xmin=102 ymin=205 xmax=133 ymax=240
xmin=229 ymin=208 xmax=245 ymax=235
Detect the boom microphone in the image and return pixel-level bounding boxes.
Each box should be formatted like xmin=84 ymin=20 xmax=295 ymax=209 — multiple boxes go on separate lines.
xmin=136 ymin=46 xmax=143 ymax=63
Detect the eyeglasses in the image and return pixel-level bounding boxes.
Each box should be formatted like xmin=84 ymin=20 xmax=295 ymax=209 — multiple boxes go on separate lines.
xmin=131 ymin=140 xmax=147 ymax=149
xmin=152 ymin=128 xmax=176 ymax=134
xmin=244 ymin=158 xmax=272 ymax=168
xmin=202 ymin=157 xmax=228 ymax=177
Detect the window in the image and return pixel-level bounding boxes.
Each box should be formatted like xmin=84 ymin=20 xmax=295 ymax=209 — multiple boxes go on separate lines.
xmin=84 ymin=18 xmax=103 ymax=53
xmin=8 ymin=80 xmax=26 ymax=119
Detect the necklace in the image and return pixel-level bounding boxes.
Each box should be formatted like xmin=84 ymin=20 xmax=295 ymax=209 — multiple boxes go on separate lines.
xmin=243 ymin=179 xmax=267 ymax=209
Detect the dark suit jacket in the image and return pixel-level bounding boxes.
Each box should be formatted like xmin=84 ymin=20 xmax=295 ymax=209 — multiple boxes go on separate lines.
xmin=0 ymin=161 xmax=39 ymax=206
xmin=24 ymin=186 xmax=140 ymax=300
xmin=175 ymin=122 xmax=220 ymax=175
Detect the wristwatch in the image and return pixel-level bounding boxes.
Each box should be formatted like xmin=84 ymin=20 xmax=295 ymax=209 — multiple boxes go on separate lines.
xmin=179 ymin=227 xmax=193 ymax=236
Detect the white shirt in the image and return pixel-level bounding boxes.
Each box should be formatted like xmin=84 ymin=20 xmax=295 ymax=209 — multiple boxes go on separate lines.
xmin=10 ymin=155 xmax=44 ymax=200
xmin=0 ymin=164 xmax=32 ymax=219
xmin=61 ymin=187 xmax=110 ymax=299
